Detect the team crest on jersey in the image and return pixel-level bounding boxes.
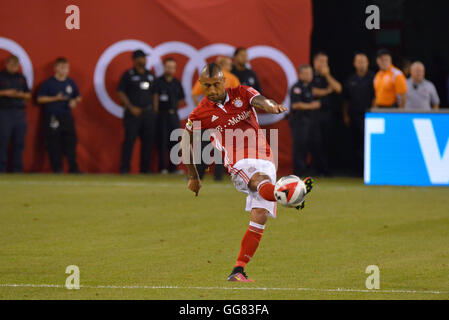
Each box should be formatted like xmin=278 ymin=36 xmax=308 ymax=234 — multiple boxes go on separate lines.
xmin=66 ymin=85 xmax=73 ymax=94
xmin=293 ymin=86 xmax=301 ymax=94
xmin=232 ymin=97 xmax=243 ymax=108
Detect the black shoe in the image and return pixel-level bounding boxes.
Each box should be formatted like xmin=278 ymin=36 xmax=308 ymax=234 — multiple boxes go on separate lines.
xmin=296 ymin=201 xmax=306 ymax=210
xmin=295 ymin=177 xmax=314 ymax=211
xmin=303 ymin=177 xmax=314 ymax=194
xmin=227 ymin=266 xmax=254 ymax=282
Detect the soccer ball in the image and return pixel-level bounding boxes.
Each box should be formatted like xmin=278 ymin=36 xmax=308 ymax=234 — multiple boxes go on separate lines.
xmin=274 ymin=175 xmax=307 ymax=207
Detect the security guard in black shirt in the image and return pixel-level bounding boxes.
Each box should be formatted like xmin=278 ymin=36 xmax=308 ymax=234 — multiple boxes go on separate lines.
xmin=0 ymin=55 xmax=31 ymax=173
xmin=231 ymin=47 xmax=262 ymax=93
xmin=343 ymin=53 xmax=375 ymax=176
xmin=289 ymin=64 xmax=322 ymax=176
xmin=152 ymin=58 xmax=185 ymax=173
xmin=311 ymin=52 xmax=342 ymax=176
xmin=117 ymin=49 xmax=156 ymax=174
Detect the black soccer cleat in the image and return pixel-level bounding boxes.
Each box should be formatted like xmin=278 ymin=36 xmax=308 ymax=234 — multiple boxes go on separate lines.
xmin=295 ymin=200 xmax=306 ymax=210
xmin=295 ymin=177 xmax=313 ymax=211
xmin=303 ymin=176 xmax=314 ymax=194
xmin=227 ymin=266 xmax=254 ymax=282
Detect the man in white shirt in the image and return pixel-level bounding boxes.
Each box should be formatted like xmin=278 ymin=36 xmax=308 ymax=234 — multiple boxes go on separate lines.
xmin=405 ymin=61 xmax=440 ymax=110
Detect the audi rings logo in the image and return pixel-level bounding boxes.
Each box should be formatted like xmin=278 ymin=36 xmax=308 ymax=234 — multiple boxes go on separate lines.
xmin=93 ymin=40 xmax=298 ymax=125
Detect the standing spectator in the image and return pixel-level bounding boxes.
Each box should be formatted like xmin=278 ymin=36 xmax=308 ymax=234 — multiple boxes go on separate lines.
xmin=311 ymin=52 xmax=342 ymax=176
xmin=289 ymin=64 xmax=322 ymax=177
xmin=153 ymin=57 xmax=185 ymax=174
xmin=117 ymin=50 xmax=156 ymax=174
xmin=405 ymin=61 xmax=440 ymax=110
xmin=402 ymin=58 xmax=412 ymax=78
xmin=373 ymin=49 xmax=407 ymax=109
xmin=343 ymin=53 xmax=375 ymax=176
xmin=231 ymin=47 xmax=262 ymax=93
xmin=0 ymin=55 xmax=31 ymax=173
xmin=37 ymin=57 xmax=82 ymax=173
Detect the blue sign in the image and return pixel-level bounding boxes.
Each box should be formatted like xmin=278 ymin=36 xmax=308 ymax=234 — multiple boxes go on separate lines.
xmin=364 ymin=112 xmax=449 ymax=186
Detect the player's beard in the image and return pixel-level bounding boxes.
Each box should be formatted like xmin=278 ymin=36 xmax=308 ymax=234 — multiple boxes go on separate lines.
xmin=208 ymin=92 xmax=226 ymax=104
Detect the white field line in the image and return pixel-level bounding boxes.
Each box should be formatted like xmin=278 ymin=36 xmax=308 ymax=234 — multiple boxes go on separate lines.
xmin=0 ymin=283 xmax=448 ymax=295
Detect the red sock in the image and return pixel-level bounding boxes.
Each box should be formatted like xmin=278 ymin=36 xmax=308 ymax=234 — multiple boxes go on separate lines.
xmin=257 ymin=180 xmax=275 ymax=201
xmin=235 ymin=222 xmax=265 ymax=268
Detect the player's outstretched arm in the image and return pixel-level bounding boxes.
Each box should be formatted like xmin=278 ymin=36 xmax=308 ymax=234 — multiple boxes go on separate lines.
xmin=251 ymin=95 xmax=287 ymax=114
xmin=181 ymin=129 xmax=202 ymax=196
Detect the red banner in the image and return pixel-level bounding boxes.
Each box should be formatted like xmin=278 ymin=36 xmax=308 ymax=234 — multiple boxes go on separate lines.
xmin=0 ymin=0 xmax=312 ymax=175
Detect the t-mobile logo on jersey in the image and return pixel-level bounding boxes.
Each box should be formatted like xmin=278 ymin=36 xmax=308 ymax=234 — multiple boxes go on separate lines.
xmin=227 ymin=110 xmax=252 ymax=127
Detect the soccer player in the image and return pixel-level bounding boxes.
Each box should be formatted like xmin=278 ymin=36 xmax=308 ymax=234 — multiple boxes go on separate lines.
xmin=181 ymin=63 xmax=313 ymax=282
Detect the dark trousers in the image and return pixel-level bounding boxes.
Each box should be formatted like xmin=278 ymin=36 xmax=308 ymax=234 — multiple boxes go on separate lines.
xmin=120 ymin=108 xmax=156 ymax=173
xmin=349 ymin=114 xmax=365 ymax=176
xmin=197 ymin=160 xmax=224 ymax=180
xmin=44 ymin=113 xmax=79 ymax=173
xmin=0 ymin=108 xmax=27 ymax=173
xmin=289 ymin=112 xmax=326 ymax=177
xmin=156 ymin=110 xmax=179 ymax=172
xmin=314 ymin=109 xmax=331 ymax=175
xmin=196 ymin=138 xmax=224 ymax=181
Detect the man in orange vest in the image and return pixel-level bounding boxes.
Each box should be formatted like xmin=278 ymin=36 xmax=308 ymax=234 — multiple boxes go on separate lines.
xmin=373 ymin=49 xmax=407 ymax=109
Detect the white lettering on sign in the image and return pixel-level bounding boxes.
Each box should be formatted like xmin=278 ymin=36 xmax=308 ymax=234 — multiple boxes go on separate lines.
xmin=413 ymin=119 xmax=449 ymax=184
xmin=364 ymin=118 xmax=385 ymax=183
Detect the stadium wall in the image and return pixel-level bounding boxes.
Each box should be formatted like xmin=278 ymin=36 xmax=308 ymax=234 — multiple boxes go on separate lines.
xmin=0 ymin=0 xmax=312 ymax=174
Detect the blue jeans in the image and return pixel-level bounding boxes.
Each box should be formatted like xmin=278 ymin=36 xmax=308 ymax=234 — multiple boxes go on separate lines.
xmin=0 ymin=108 xmax=27 ymax=172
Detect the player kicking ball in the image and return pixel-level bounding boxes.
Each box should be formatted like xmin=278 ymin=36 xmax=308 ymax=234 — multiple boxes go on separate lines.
xmin=181 ymin=62 xmax=313 ymax=282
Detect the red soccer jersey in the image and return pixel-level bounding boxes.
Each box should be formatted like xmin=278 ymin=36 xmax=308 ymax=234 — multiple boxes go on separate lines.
xmin=185 ymin=85 xmax=273 ymax=170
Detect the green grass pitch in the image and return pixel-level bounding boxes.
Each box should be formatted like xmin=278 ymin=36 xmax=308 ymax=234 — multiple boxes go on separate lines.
xmin=0 ymin=174 xmax=448 ymax=300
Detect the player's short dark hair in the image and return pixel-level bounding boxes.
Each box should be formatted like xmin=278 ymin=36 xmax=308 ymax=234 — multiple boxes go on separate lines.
xmin=206 ymin=62 xmax=221 ymax=77
xmin=54 ymin=57 xmax=68 ymax=66
xmin=163 ymin=57 xmax=176 ymax=65
xmin=233 ymin=47 xmax=247 ymax=57
xmin=298 ymin=64 xmax=312 ymax=73
xmin=313 ymin=51 xmax=328 ymax=61
xmin=376 ymin=48 xmax=391 ymax=58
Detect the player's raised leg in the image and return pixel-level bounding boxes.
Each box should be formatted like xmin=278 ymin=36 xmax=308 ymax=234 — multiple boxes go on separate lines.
xmin=253 ymin=172 xmax=314 ymax=206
